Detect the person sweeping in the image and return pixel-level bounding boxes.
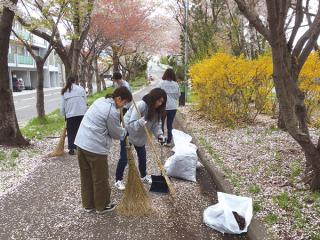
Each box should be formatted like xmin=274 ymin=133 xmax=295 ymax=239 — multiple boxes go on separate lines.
xmin=74 ymin=86 xmax=132 ymax=214
xmin=114 ymin=88 xmax=167 ymax=190
xmin=61 ymin=75 xmax=87 ymax=155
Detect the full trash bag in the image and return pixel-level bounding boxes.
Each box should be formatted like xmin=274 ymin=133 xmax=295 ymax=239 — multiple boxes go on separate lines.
xmin=203 ymin=192 xmax=253 ymax=234
xmin=164 ymin=129 xmax=198 ymax=182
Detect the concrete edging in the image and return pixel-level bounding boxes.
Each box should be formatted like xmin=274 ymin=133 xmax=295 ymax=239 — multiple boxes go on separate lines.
xmin=174 ymin=111 xmax=268 ymax=240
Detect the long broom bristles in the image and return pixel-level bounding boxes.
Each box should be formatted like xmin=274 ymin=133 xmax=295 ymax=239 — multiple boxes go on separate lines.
xmin=116 ymin=144 xmax=152 ymax=216
xmin=117 ymin=109 xmax=152 ymax=216
xmin=48 ymin=128 xmax=67 ymax=157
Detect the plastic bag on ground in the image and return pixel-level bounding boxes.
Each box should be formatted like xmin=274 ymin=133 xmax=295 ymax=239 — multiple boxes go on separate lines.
xmin=203 ymin=192 xmax=253 ymax=234
xmin=164 ymin=129 xmax=198 ymax=182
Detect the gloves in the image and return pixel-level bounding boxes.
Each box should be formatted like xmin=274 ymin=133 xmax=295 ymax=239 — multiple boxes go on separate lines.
xmin=158 ymin=135 xmax=166 ymax=145
xmin=120 ymin=128 xmax=127 ymax=141
xmin=138 ymin=117 xmax=147 ymax=126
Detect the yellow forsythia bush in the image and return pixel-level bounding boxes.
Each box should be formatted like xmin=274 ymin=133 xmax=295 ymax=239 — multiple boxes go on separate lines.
xmin=299 ymin=52 xmax=320 ymax=120
xmin=189 ymin=53 xmax=274 ymax=125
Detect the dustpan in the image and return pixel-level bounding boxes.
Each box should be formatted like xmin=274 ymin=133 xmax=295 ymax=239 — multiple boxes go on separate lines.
xmin=150 ymin=142 xmax=169 ymax=193
xmin=150 ymin=175 xmax=169 ymax=193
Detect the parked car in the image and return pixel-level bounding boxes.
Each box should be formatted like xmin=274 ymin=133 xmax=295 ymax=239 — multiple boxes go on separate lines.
xmin=12 ymin=77 xmax=24 ymax=92
xmin=25 ymin=86 xmax=35 ymax=90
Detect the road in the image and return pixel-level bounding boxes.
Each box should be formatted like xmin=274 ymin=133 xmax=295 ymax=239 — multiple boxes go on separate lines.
xmin=13 ymin=82 xmax=112 ymax=126
xmin=13 ymin=61 xmax=164 ymax=126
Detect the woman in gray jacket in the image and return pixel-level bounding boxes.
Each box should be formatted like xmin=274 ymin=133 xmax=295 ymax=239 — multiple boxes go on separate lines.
xmin=114 ymin=88 xmax=167 ymax=190
xmin=158 ymin=68 xmax=181 ymax=146
xmin=61 ymin=76 xmax=87 ymax=155
xmin=74 ymin=86 xmax=132 ymax=214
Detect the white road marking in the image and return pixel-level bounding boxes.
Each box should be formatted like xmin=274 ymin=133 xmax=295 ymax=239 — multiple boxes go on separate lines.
xmin=16 ymin=105 xmax=32 ymax=110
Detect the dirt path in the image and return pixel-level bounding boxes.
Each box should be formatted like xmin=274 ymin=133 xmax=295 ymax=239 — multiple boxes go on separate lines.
xmin=0 ymin=72 xmax=249 ymax=240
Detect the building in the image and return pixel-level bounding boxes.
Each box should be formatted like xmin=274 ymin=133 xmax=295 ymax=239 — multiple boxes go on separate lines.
xmin=8 ymin=21 xmax=65 ymax=91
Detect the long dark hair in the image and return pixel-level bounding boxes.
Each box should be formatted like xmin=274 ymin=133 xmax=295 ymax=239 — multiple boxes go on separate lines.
xmin=162 ymin=68 xmax=176 ymax=82
xmin=61 ymin=75 xmax=77 ymax=95
xmin=105 ymin=86 xmax=133 ymax=102
xmin=142 ymin=88 xmax=167 ymax=121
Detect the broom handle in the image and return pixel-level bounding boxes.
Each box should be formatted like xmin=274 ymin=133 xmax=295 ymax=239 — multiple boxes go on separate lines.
xmin=120 ymin=109 xmax=130 ymax=148
xmin=132 ymin=99 xmax=176 ymax=197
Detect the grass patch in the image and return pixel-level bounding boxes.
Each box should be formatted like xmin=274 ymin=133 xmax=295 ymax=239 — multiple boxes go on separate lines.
xmin=289 ymin=161 xmax=303 ymax=184
xmin=130 ymin=74 xmax=149 ymax=92
xmin=21 ymin=88 xmax=113 ymax=140
xmin=21 ymin=110 xmax=65 ymax=140
xmin=253 ymin=200 xmax=263 ymax=212
xmin=249 ymin=184 xmax=261 ymax=194
xmin=312 ymin=233 xmax=320 ymax=240
xmin=263 ymin=213 xmax=278 ymax=225
xmin=0 ymin=149 xmax=19 ymax=170
xmin=0 ymin=150 xmax=5 ymax=161
xmin=86 ymin=88 xmax=113 ymax=106
xmin=273 ymin=192 xmax=301 ymax=211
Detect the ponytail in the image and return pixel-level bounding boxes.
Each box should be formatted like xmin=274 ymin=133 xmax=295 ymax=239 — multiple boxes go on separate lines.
xmin=61 ymin=75 xmax=77 ymax=95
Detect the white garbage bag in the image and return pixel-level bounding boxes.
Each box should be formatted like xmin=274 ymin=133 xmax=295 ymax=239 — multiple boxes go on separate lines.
xmin=203 ymin=192 xmax=253 ymax=234
xmin=164 ymin=151 xmax=197 ymax=182
xmin=172 ymin=129 xmax=192 ymax=144
xmin=164 ymin=129 xmax=198 ymax=182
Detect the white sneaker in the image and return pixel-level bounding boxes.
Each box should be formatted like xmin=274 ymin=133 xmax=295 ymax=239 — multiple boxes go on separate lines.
xmin=141 ymin=175 xmax=152 ymax=184
xmin=114 ymin=180 xmax=125 ymax=190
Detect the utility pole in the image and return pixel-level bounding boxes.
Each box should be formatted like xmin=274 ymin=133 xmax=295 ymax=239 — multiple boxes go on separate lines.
xmin=184 ymin=0 xmax=188 ymax=83
xmin=181 ymin=0 xmax=189 ymax=106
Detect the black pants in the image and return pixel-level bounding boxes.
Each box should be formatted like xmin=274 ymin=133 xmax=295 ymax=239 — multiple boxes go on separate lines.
xmin=161 ymin=110 xmax=177 ymax=143
xmin=66 ymin=116 xmax=83 ymax=150
xmin=116 ymin=139 xmax=147 ymax=181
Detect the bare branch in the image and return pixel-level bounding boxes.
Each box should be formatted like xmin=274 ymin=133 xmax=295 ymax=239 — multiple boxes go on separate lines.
xmin=297 ymin=8 xmax=320 ymax=71
xmin=233 ymin=0 xmax=270 ymax=42
xmin=288 ymin=0 xmax=303 ymax=49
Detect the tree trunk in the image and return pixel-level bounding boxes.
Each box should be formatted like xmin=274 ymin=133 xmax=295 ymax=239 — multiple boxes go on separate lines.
xmin=94 ymin=57 xmax=101 ymax=92
xmin=101 ymin=74 xmax=106 ymax=90
xmin=86 ymin=69 xmax=93 ymax=96
xmin=0 ymin=1 xmax=29 ymax=146
xmin=277 ymin=110 xmax=286 ymax=130
xmin=112 ymin=45 xmax=120 ymax=73
xmin=272 ymin=44 xmax=320 ymax=190
xmin=79 ymin=63 xmax=86 ymax=89
xmin=36 ymin=60 xmax=45 ymax=118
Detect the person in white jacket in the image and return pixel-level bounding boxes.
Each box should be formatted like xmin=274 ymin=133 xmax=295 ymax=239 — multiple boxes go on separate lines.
xmin=114 ymin=88 xmax=167 ymax=190
xmin=61 ymin=76 xmax=87 ymax=155
xmin=157 ymin=68 xmax=181 ymax=147
xmin=74 ymin=86 xmax=132 ymax=214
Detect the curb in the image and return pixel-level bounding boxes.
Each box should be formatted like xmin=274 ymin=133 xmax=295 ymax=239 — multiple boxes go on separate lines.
xmin=174 ymin=110 xmax=268 ymax=240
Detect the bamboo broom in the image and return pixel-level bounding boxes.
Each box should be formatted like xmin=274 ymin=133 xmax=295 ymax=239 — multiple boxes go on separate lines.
xmin=132 ymin=99 xmax=176 ymax=198
xmin=48 ymin=127 xmax=67 ymax=157
xmin=117 ymin=109 xmax=152 ymax=216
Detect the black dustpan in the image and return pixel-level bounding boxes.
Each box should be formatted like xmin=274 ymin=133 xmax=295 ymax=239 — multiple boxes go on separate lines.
xmin=150 ymin=175 xmax=169 ymax=193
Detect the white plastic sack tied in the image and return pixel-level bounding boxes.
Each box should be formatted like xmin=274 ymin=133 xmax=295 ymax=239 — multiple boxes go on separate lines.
xmin=164 ymin=129 xmax=198 ymax=182
xmin=203 ymin=192 xmax=253 ymax=234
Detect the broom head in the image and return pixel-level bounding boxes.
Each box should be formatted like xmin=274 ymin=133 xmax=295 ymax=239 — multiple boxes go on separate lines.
xmin=48 ymin=128 xmax=67 ymax=157
xmin=117 ymin=145 xmax=152 ymax=216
